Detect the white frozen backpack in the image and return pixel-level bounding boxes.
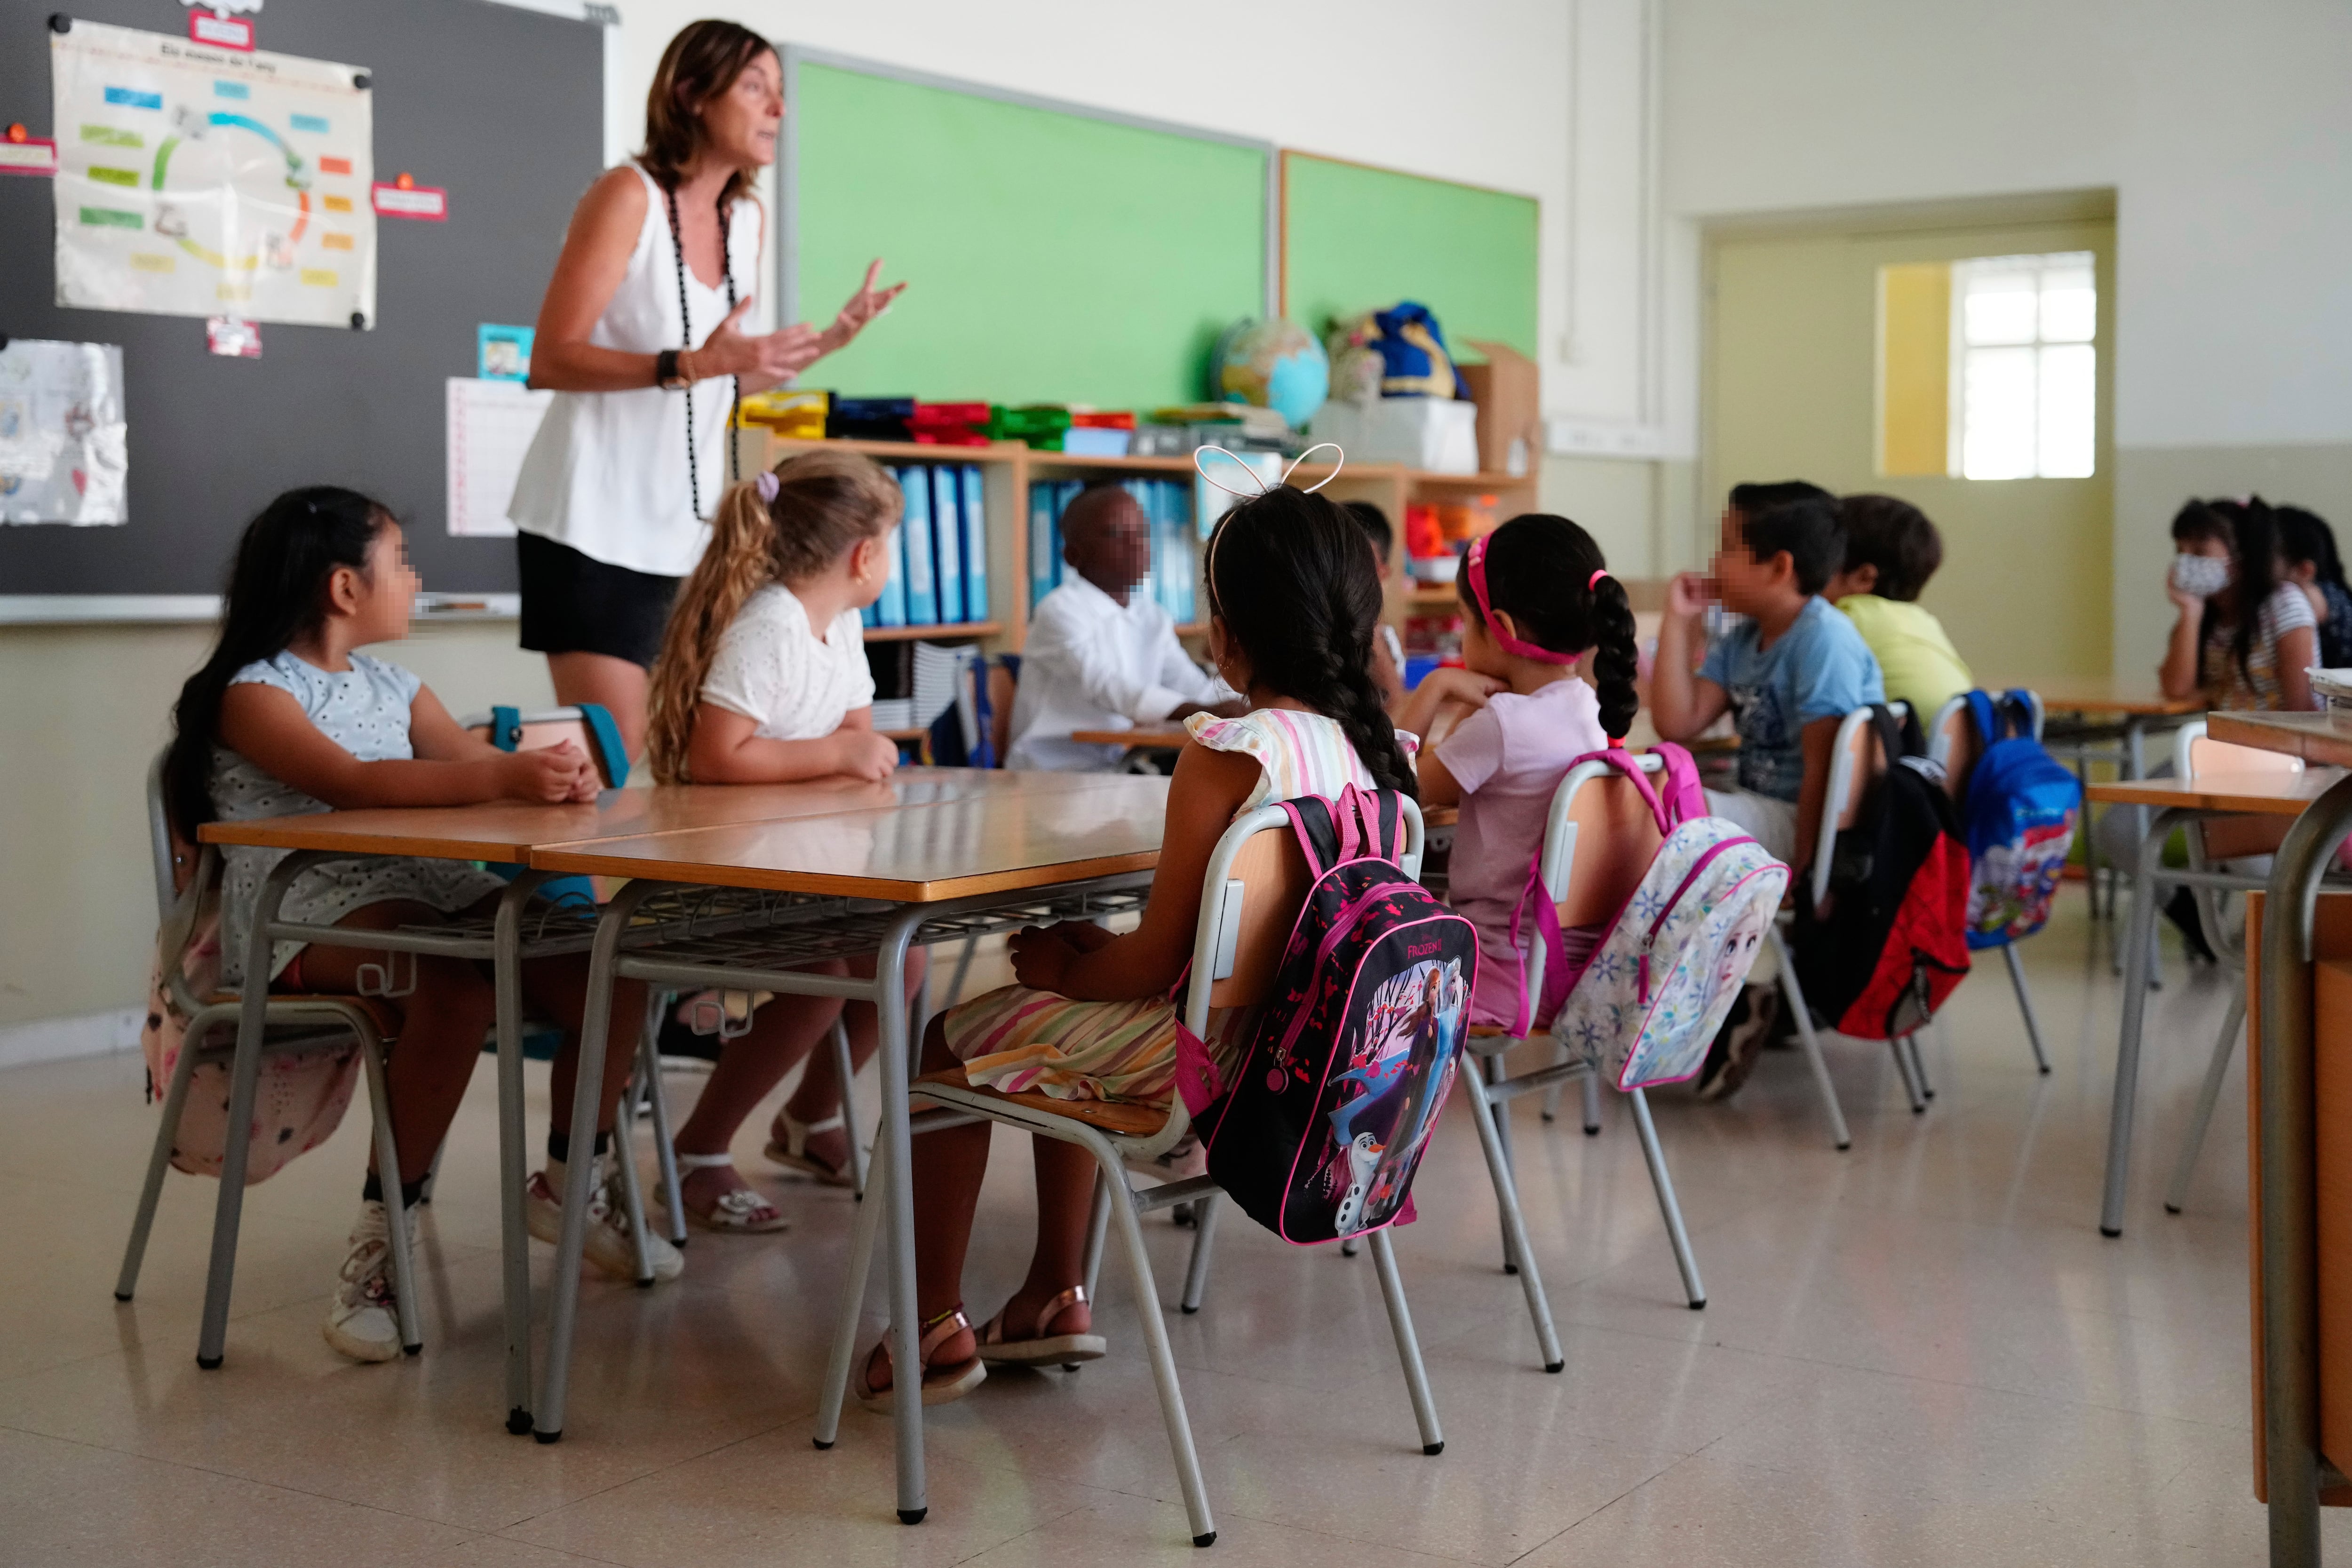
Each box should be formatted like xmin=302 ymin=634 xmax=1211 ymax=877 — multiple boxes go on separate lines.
xmin=1544 ymin=748 xmax=1790 ymax=1090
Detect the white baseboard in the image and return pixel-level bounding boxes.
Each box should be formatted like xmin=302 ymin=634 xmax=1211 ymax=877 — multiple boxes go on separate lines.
xmin=0 ymin=1008 xmax=145 ymax=1072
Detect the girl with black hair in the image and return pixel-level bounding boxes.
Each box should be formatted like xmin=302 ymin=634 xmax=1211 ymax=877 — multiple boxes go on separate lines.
xmin=2277 ymin=505 xmax=2352 ymax=669
xmin=1417 ymin=513 xmax=1638 ymax=1027
xmin=2159 ymin=497 xmax=2317 ymax=711
xmin=851 ymin=482 xmax=1420 ymax=1409
xmin=165 ymin=488 xmax=666 ymax=1364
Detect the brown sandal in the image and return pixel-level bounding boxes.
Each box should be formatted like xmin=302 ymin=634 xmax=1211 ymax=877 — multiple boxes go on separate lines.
xmin=976 ymin=1286 xmax=1107 ymax=1367
xmin=854 ymin=1306 xmax=985 ymax=1412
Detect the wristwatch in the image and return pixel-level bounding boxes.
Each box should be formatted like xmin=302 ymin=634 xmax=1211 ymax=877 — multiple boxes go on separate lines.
xmin=655 ymin=349 xmax=689 ymax=391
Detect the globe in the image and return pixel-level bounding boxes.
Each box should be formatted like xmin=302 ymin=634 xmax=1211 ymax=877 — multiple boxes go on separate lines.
xmin=1214 ymin=317 xmax=1330 ymax=430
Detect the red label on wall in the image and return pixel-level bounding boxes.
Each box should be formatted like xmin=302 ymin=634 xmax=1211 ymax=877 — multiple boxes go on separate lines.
xmin=0 ymin=136 xmax=58 ymax=177
xmin=372 ymin=182 xmax=448 ymax=221
xmin=188 ymin=11 xmax=255 ymax=50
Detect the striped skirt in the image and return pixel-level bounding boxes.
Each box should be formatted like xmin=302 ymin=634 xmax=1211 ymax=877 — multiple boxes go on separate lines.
xmin=943 ymin=984 xmax=1256 ymax=1106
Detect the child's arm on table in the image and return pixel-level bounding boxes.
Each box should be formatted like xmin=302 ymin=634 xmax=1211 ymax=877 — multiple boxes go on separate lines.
xmin=688 ymin=703 xmax=898 ymax=784
xmin=1007 ymin=743 xmax=1261 ymax=1002
xmin=219 ymin=683 xmax=597 ymax=806
xmin=1651 ymin=573 xmax=1730 ymax=743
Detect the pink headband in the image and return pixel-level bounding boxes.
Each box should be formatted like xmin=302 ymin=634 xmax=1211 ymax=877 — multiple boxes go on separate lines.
xmin=1464 ymin=535 xmax=1577 ymax=665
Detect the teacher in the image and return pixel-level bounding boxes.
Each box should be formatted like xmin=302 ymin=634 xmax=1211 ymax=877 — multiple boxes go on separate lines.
xmin=509 ymin=19 xmax=903 ymax=757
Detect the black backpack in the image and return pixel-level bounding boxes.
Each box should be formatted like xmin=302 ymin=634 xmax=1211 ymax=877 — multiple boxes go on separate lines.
xmin=1791 ymin=705 xmax=1973 ymax=1040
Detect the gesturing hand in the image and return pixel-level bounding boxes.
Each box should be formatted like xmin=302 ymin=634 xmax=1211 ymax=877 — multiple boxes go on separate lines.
xmin=817 ymin=259 xmax=906 ymax=355
xmin=702 ymin=297 xmax=824 ymax=393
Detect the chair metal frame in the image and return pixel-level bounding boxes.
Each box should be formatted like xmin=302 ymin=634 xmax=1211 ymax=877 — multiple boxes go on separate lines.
xmin=116 ymin=752 xmax=422 ymax=1358
xmin=1925 ymin=690 xmax=2056 ymax=1075
xmin=1470 ymin=751 xmax=1707 ymax=1318
xmin=812 ymin=799 xmax=1447 ymax=1547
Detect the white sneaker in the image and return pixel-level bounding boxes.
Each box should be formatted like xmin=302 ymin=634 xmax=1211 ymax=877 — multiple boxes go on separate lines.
xmin=322 ymin=1200 xmax=406 ymax=1363
xmin=526 ymin=1155 xmax=684 ymax=1283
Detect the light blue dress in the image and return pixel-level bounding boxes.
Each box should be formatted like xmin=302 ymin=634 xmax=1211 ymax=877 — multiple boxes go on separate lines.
xmin=210 ymin=651 xmax=506 ymax=987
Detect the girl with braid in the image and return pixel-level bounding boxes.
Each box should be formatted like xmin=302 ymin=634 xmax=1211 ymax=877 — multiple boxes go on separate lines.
xmin=1416 ymin=514 xmax=1639 ymax=1029
xmin=854 ymin=478 xmax=1420 ymax=1409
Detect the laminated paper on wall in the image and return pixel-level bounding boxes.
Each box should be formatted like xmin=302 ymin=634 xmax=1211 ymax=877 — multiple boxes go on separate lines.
xmin=0 ymin=339 xmax=128 ymax=525
xmin=51 ymin=20 xmax=378 ymax=329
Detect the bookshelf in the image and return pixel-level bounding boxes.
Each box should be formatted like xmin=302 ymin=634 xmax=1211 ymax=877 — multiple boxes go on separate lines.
xmin=740 ymin=428 xmax=1541 ymax=651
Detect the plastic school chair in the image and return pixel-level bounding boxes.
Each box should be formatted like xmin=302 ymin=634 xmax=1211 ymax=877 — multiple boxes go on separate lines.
xmin=2161 ymin=720 xmax=2302 ymax=1213
xmin=813 ymin=796 xmax=1447 ymax=1549
xmin=1764 ymin=701 xmax=1935 ymax=1146
xmin=116 ymin=752 xmax=424 ymax=1359
xmin=1466 ymin=750 xmax=1709 ymax=1314
xmin=1926 ymin=692 xmax=2057 ymax=1074
xmin=457 ymin=705 xmax=679 ymax=1256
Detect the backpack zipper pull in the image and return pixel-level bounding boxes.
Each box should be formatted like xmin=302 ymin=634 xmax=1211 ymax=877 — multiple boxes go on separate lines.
xmin=1637 ymin=953 xmax=1651 ymax=1005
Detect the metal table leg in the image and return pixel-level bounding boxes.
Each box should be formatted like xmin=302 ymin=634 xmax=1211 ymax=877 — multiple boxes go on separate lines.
xmin=493 ymin=876 xmax=546 ymax=1434
xmin=2257 ymin=773 xmax=2352 ymax=1567
xmin=871 ymin=907 xmax=930 ymax=1524
xmin=2099 ymin=808 xmax=2187 ymax=1237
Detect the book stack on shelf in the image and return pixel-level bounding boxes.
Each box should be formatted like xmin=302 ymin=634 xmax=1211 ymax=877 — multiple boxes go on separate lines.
xmin=866 ymin=463 xmax=992 ymax=635
xmin=1028 ymin=478 xmax=1198 ymax=627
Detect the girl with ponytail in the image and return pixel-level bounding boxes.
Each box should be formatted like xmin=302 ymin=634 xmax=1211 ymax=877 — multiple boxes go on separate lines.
xmin=640 ymin=449 xmax=925 ymax=1232
xmin=1418 ymin=512 xmax=1636 ymax=1027
xmin=853 ymin=480 xmax=1431 ymax=1409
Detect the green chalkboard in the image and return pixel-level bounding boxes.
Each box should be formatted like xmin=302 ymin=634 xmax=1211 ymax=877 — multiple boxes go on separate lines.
xmin=1281 ymin=152 xmax=1539 ymax=361
xmin=787 ymin=56 xmax=1269 ymax=412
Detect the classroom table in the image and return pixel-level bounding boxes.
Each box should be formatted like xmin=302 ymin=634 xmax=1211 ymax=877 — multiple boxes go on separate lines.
xmin=2204 ymin=711 xmax=2352 ymax=1566
xmin=521 ymin=772 xmax=1177 ymax=1519
xmin=194 ymin=768 xmax=1141 ymax=1433
xmin=2090 ymin=768 xmax=2343 ymax=1241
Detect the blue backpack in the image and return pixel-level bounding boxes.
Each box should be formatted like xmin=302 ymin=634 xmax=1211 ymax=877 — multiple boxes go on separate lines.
xmin=1959 ymin=690 xmax=2081 ymax=949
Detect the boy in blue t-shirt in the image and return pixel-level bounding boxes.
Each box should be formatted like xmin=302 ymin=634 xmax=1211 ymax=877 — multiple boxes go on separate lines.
xmin=1653 ymin=486 xmax=1884 ymax=872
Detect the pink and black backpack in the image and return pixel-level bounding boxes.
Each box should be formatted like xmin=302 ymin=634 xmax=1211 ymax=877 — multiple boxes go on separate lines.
xmin=1177 ymin=785 xmax=1480 ymax=1244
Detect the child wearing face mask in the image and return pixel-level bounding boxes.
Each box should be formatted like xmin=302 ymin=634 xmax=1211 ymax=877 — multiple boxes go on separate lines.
xmin=2158 ymin=497 xmax=2316 ymax=713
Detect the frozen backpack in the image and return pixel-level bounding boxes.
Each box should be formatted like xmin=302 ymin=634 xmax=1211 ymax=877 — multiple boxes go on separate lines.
xmin=1959 ymin=689 xmax=2081 ymax=948
xmin=1792 ymin=705 xmax=1973 ymax=1040
xmin=1177 ymin=785 xmax=1480 ymax=1244
xmin=138 ymin=852 xmax=363 ymax=1183
xmin=1542 ymin=746 xmax=1792 ymax=1089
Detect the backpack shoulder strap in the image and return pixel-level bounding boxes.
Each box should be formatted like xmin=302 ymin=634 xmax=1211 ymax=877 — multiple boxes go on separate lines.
xmin=1279 ymin=795 xmax=1340 ymax=879
xmin=2002 ymin=688 xmax=2038 ymax=739
xmin=1570 ymin=747 xmax=1672 ymax=834
xmin=1966 ymin=689 xmax=1999 ymax=747
xmin=1646 ymin=741 xmax=1707 ymax=826
xmin=575 ymin=702 xmax=630 ymax=787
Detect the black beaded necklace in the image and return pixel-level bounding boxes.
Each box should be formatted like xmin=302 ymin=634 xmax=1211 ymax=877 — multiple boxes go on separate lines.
xmin=664 ymin=182 xmax=740 ymax=521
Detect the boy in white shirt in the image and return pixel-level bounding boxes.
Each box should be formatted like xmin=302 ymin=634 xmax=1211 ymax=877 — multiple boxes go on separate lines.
xmin=1006 ymin=484 xmax=1239 ymax=770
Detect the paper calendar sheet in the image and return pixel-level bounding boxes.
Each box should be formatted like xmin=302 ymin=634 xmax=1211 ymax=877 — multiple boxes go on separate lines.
xmin=445 ymin=377 xmax=549 ymax=538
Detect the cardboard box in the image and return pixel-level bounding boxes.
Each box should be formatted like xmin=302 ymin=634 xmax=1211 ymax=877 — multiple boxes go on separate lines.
xmin=1458 ymin=339 xmax=1542 ymax=478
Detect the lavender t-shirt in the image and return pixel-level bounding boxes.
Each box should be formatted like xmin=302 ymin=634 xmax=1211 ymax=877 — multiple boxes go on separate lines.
xmin=1436 ymin=677 xmax=1609 ymax=1025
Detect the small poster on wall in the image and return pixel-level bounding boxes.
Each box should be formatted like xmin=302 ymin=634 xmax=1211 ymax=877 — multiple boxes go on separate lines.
xmin=446 ymin=377 xmax=549 ymax=538
xmin=49 ymin=19 xmax=378 ymax=328
xmin=0 ymin=339 xmax=129 ymax=525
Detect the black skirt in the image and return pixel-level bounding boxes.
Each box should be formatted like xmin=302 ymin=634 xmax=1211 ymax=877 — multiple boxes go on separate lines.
xmin=516 ymin=531 xmax=681 ymax=669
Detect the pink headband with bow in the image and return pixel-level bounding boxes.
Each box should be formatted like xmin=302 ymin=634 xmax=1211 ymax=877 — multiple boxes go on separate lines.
xmin=1464 ymin=536 xmax=1611 ymax=666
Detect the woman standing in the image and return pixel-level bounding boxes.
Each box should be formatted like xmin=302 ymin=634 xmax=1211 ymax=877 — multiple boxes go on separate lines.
xmin=510 ymin=20 xmax=903 ymax=756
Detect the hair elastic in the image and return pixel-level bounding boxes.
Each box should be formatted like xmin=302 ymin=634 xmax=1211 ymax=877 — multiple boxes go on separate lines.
xmin=753 ymin=470 xmax=780 ymax=503
xmin=1588 ymin=568 xmax=1610 ymax=591
xmin=1465 ymin=534 xmax=1576 ymax=665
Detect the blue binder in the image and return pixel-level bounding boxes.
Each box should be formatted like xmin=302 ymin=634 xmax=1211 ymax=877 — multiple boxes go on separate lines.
xmin=900 ymin=465 xmax=938 ymax=624
xmin=878 ymin=475 xmax=909 ymax=628
xmin=1029 ymin=482 xmax=1059 ymax=609
xmin=960 ymin=465 xmax=990 ymax=623
xmin=930 ymin=466 xmax=964 ymax=624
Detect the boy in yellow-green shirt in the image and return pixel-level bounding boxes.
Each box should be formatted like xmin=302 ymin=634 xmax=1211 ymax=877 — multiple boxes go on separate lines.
xmin=1825 ymin=493 xmax=1972 ymax=717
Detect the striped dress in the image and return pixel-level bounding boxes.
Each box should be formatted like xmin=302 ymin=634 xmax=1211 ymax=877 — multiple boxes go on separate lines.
xmin=945 ymin=706 xmax=1416 ymax=1105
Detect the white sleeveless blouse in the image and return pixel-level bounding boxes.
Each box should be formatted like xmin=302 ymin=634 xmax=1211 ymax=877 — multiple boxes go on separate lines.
xmin=508 ymin=163 xmax=764 ymax=579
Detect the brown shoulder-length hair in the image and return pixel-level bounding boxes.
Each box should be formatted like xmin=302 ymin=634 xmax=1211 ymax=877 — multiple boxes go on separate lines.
xmin=639 ymin=20 xmax=774 ymax=205
xmin=646 ymin=450 xmax=903 ymax=783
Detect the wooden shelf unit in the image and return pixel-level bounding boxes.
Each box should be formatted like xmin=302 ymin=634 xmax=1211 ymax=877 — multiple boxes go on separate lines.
xmin=741 ymin=428 xmax=1541 ymax=649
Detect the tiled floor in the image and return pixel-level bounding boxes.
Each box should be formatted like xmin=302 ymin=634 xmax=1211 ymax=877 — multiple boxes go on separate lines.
xmin=5 ymin=891 xmax=2344 ymax=1564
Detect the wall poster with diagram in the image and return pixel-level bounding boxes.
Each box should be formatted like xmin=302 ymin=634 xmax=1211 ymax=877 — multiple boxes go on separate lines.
xmin=50 ymin=19 xmax=377 ymax=328
xmin=0 ymin=339 xmax=129 ymax=525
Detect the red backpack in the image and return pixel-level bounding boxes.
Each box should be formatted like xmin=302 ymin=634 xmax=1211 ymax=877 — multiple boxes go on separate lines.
xmin=1790 ymin=705 xmax=1972 ymax=1039
xmin=1176 ymin=786 xmax=1480 ymax=1244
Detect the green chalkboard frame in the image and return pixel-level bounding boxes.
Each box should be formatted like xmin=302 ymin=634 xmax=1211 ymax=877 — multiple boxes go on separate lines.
xmin=779 ymin=47 xmax=1275 ymax=412
xmin=1279 ymin=151 xmax=1540 ymax=362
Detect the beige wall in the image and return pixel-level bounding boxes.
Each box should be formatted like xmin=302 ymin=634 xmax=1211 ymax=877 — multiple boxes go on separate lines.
xmin=0 ymin=622 xmax=549 ymax=1029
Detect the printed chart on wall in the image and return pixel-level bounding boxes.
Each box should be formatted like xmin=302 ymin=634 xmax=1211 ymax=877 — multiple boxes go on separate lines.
xmin=0 ymin=339 xmax=128 ymax=525
xmin=50 ymin=19 xmax=377 ymax=327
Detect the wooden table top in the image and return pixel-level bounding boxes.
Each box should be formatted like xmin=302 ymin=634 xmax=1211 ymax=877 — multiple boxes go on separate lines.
xmin=2209 ymin=711 xmax=2352 ymax=771
xmin=2086 ymin=770 xmax=2342 ymax=815
xmin=196 ymin=769 xmax=1142 ymax=863
xmin=1986 ymin=677 xmax=2204 ymax=716
xmin=528 ymin=774 xmax=1174 ymax=902
xmin=1070 ymin=727 xmax=1190 ymax=750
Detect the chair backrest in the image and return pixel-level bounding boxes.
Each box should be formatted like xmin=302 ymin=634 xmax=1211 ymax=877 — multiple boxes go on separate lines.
xmin=459 ymin=706 xmax=627 ymax=788
xmin=145 ymin=749 xmax=182 ymax=924
xmin=2174 ymin=717 xmax=2301 ymax=781
xmin=1810 ymin=701 xmax=1907 ymax=906
xmin=1545 ymin=753 xmax=1669 ymax=928
xmin=1927 ymin=696 xmax=1976 ymax=801
xmin=2173 ymin=717 xmax=2301 ymax=876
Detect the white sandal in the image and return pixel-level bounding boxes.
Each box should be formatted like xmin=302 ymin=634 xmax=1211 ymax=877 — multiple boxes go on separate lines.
xmin=664 ymin=1153 xmax=789 ymax=1234
xmin=764 ymin=1109 xmax=856 ymax=1187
